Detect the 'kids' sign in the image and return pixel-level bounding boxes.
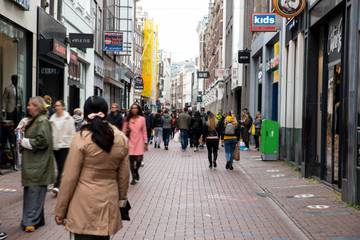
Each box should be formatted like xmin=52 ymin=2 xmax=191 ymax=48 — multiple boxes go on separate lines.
xmin=251 ymin=13 xmax=280 ymax=32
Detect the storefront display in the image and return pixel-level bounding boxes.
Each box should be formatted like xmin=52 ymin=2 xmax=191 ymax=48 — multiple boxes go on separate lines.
xmin=0 ymin=17 xmax=30 ymax=168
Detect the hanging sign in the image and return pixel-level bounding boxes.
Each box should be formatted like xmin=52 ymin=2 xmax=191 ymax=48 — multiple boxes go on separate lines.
xmin=238 ymin=50 xmax=251 ymax=63
xmin=104 ymin=32 xmax=123 ymax=51
xmin=197 ymin=71 xmax=210 ymax=79
xmin=8 ymin=0 xmax=29 ymax=10
xmin=69 ymin=33 xmax=94 ymax=48
xmin=251 ymin=13 xmax=280 ymax=32
xmin=273 ymin=0 xmax=306 ymax=18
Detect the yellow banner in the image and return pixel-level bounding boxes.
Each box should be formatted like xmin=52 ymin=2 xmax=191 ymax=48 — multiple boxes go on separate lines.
xmin=142 ymin=20 xmax=154 ymax=97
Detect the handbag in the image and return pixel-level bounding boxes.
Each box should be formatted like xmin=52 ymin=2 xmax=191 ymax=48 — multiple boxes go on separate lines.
xmin=250 ymin=124 xmax=256 ymax=136
xmin=174 ymin=131 xmax=180 ymax=143
xmin=120 ymin=200 xmax=131 ymax=221
xmin=233 ymin=142 xmax=240 ymax=161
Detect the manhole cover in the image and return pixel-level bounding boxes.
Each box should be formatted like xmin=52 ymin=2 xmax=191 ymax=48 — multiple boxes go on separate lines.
xmin=266 ymin=169 xmax=280 ymax=173
xmin=307 ymin=205 xmax=330 ymax=209
xmin=0 ymin=188 xmax=17 ymax=193
xmin=294 ymin=194 xmax=315 ymax=199
xmin=271 ymin=174 xmax=285 ymax=178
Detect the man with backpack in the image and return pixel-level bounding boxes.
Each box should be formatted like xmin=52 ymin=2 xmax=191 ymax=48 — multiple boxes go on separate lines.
xmin=221 ymin=112 xmax=240 ymax=170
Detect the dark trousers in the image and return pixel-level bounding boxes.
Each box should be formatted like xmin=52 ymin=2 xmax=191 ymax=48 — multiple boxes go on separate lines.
xmin=54 ymin=148 xmax=69 ymax=188
xmin=171 ymin=127 xmax=176 ymax=138
xmin=71 ymin=233 xmax=110 ymax=240
xmin=180 ymin=130 xmax=189 ymax=150
xmin=22 ymin=186 xmax=47 ymax=228
xmin=241 ymin=127 xmax=250 ymax=148
xmin=206 ymin=140 xmax=219 ymax=165
xmin=254 ymin=135 xmax=260 ymax=149
xmin=129 ymin=155 xmax=142 ymax=180
xmin=192 ymin=131 xmax=202 ymax=148
xmin=147 ymin=129 xmax=152 ymax=143
xmin=163 ymin=128 xmax=171 ymax=147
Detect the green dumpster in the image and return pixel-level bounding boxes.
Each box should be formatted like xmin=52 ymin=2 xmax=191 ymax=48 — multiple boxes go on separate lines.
xmin=260 ymin=119 xmax=279 ymax=161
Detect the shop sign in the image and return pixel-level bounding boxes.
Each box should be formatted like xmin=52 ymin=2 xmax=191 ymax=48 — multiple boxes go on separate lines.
xmin=134 ymin=76 xmax=144 ymax=90
xmin=94 ymin=55 xmax=104 ymax=78
xmin=197 ymin=96 xmax=203 ymax=103
xmin=69 ymin=33 xmax=94 ymax=48
xmin=52 ymin=39 xmax=67 ymax=60
xmin=70 ymin=51 xmax=78 ymax=64
xmin=8 ymin=0 xmax=29 ymax=10
xmin=251 ymin=13 xmax=280 ymax=32
xmin=197 ymin=71 xmax=210 ymax=79
xmin=328 ymin=15 xmax=342 ymax=63
xmin=104 ymin=32 xmax=123 ymax=51
xmin=238 ymin=50 xmax=251 ymax=63
xmin=40 ymin=67 xmax=60 ymax=75
xmin=273 ymin=0 xmax=306 ymax=18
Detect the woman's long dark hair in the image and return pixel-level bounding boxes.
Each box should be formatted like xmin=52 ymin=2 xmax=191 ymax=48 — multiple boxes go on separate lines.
xmin=126 ymin=103 xmax=144 ymax=122
xmin=82 ymin=96 xmax=114 ymax=152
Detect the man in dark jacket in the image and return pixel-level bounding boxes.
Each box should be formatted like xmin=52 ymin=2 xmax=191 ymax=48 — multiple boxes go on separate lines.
xmin=144 ymin=106 xmax=153 ymax=144
xmin=107 ymin=103 xmax=123 ymax=130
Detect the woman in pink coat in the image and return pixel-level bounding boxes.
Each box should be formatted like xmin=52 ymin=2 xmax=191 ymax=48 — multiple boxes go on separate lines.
xmin=123 ymin=103 xmax=148 ymax=185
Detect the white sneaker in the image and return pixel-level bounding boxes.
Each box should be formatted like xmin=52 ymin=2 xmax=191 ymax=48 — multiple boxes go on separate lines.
xmin=141 ymin=161 xmax=145 ymax=167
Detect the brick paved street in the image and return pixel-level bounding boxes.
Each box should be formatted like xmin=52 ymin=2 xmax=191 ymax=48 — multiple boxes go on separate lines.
xmin=1 ymin=144 xmax=360 ymax=240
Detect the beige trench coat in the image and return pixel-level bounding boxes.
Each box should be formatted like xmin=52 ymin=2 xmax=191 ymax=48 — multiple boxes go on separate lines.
xmin=55 ymin=126 xmax=129 ymax=236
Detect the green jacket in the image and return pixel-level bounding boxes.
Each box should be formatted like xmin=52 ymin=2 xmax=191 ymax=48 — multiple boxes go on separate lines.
xmin=177 ymin=112 xmax=191 ymax=130
xmin=22 ymin=113 xmax=55 ymax=186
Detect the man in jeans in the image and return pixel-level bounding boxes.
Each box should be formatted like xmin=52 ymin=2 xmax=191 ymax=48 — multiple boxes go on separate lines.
xmin=177 ymin=107 xmax=191 ymax=151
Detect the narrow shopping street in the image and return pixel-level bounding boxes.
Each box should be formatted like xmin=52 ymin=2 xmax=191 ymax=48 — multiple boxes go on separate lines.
xmin=1 ymin=145 xmax=360 ymax=240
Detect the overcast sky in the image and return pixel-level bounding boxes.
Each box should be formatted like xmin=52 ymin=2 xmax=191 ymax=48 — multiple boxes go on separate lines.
xmin=140 ymin=0 xmax=210 ymax=62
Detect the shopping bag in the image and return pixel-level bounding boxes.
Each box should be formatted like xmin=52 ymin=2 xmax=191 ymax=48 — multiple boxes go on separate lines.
xmin=174 ymin=131 xmax=180 ymax=143
xmin=250 ymin=124 xmax=256 ymax=136
xmin=233 ymin=142 xmax=240 ymax=161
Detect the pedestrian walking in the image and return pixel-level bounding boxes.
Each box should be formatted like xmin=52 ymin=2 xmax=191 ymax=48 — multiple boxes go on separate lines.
xmin=107 ymin=103 xmax=123 ymax=130
xmin=222 ymin=112 xmax=239 ymax=170
xmin=177 ymin=107 xmax=192 ymax=151
xmin=55 ymin=96 xmax=130 ymax=240
xmin=162 ymin=109 xmax=172 ymax=150
xmin=73 ymin=108 xmax=86 ymax=132
xmin=144 ymin=106 xmax=153 ymax=144
xmin=199 ymin=107 xmax=208 ymax=148
xmin=43 ymin=95 xmax=55 ymax=118
xmin=204 ymin=112 xmax=221 ymax=169
xmin=171 ymin=112 xmax=177 ymax=139
xmin=240 ymin=109 xmax=252 ymax=149
xmin=253 ymin=112 xmax=262 ymax=150
xmin=123 ymin=103 xmax=148 ymax=185
xmin=153 ymin=109 xmax=164 ymax=148
xmin=49 ymin=100 xmax=76 ymax=197
xmin=18 ymin=96 xmax=55 ymax=232
xmin=190 ymin=111 xmax=203 ymax=152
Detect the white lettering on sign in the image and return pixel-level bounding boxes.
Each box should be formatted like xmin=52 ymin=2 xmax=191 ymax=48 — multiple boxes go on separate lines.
xmin=328 ymin=18 xmax=342 ymax=55
xmin=307 ymin=205 xmax=330 ymax=209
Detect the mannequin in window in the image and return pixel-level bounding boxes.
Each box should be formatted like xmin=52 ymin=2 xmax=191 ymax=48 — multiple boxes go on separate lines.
xmin=2 ymin=74 xmax=23 ymax=124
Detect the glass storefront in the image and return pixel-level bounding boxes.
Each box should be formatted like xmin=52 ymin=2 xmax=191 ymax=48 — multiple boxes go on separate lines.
xmin=0 ymin=17 xmax=30 ymax=169
xmin=0 ymin=18 xmax=28 ymax=122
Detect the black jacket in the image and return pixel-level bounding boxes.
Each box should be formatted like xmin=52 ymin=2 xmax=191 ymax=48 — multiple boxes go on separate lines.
xmin=107 ymin=111 xmax=123 ymax=130
xmin=190 ymin=116 xmax=203 ymax=132
xmin=153 ymin=114 xmax=163 ymax=128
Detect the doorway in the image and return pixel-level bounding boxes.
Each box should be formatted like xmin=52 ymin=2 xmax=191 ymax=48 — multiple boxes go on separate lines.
xmin=322 ymin=63 xmax=342 ymax=187
xmin=38 ymin=59 xmax=64 ymax=101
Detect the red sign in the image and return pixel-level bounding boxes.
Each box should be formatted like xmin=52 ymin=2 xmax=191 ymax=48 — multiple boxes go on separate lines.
xmin=52 ymin=39 xmax=67 ymax=59
xmin=70 ymin=51 xmax=78 ymax=63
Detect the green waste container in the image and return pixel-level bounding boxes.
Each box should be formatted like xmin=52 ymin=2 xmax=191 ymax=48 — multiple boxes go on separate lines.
xmin=260 ymin=119 xmax=279 ymax=161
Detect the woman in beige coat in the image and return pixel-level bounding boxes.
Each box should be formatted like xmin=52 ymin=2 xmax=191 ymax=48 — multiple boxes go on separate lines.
xmin=55 ymin=96 xmax=129 ymax=240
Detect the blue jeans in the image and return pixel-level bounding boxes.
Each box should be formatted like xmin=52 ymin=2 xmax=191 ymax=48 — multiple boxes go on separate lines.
xmin=180 ymin=129 xmax=189 ymax=150
xmin=154 ymin=127 xmax=163 ymax=145
xmin=163 ymin=128 xmax=171 ymax=147
xmin=224 ymin=139 xmax=238 ymax=164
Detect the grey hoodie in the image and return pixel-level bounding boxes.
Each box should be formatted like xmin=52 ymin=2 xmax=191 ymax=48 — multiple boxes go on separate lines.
xmin=162 ymin=114 xmax=172 ymax=129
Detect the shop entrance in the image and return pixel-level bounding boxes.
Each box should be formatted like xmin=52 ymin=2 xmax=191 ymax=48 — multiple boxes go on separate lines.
xmin=38 ymin=59 xmax=64 ymax=101
xmin=69 ymin=85 xmax=80 ymax=114
xmin=322 ymin=63 xmax=342 ymax=188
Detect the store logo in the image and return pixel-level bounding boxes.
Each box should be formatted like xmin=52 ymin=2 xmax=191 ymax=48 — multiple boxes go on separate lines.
xmin=273 ymin=0 xmax=306 ymax=18
xmin=251 ymin=13 xmax=279 ymax=32
xmin=328 ymin=17 xmax=342 ymax=55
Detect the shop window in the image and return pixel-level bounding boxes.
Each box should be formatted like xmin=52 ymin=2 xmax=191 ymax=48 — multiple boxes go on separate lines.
xmin=0 ymin=19 xmax=28 ymax=122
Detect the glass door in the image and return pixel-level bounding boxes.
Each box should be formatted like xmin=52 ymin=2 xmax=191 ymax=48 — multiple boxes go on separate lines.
xmin=324 ymin=64 xmax=342 ymax=186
